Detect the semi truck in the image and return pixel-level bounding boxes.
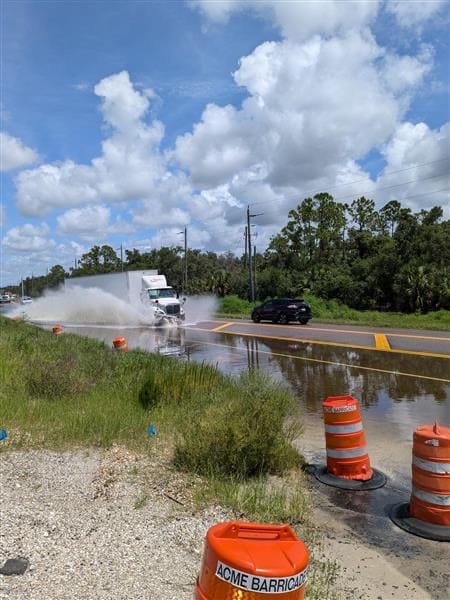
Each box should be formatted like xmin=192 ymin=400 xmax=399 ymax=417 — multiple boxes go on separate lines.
xmin=64 ymin=270 xmax=185 ymax=326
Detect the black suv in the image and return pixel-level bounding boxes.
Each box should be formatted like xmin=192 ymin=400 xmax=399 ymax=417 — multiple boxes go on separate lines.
xmin=251 ymin=298 xmax=312 ymax=325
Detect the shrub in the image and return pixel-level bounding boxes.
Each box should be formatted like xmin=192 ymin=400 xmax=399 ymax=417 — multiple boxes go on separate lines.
xmin=219 ymin=295 xmax=254 ymax=316
xmin=174 ymin=370 xmax=302 ymax=478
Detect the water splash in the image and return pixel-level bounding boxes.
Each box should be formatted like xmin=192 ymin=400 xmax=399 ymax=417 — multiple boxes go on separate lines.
xmin=183 ymin=294 xmax=218 ymax=325
xmin=10 ymin=286 xmax=155 ymax=326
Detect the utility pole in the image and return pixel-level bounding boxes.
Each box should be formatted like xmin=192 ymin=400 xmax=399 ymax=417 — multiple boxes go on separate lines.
xmin=115 ymin=244 xmax=124 ymax=271
xmin=178 ymin=226 xmax=188 ymax=295
xmin=253 ymin=244 xmax=257 ymax=300
xmin=184 ymin=226 xmax=187 ymax=295
xmin=244 ymin=226 xmax=248 ymax=266
xmin=246 ymin=206 xmax=263 ymax=302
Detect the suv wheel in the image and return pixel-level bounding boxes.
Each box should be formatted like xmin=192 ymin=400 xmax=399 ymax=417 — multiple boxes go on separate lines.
xmin=252 ymin=314 xmax=261 ymax=323
xmin=276 ymin=313 xmax=288 ymax=325
xmin=299 ymin=319 xmax=309 ymax=325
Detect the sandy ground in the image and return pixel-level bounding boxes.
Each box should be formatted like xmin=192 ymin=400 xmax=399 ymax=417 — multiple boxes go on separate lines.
xmin=0 ymin=448 xmax=448 ymax=600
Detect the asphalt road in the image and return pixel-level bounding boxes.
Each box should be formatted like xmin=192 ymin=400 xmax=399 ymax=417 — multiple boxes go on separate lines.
xmin=186 ymin=319 xmax=450 ymax=360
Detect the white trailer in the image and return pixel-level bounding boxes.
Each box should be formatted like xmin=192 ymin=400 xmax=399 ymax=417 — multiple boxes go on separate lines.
xmin=64 ymin=271 xmax=185 ymax=325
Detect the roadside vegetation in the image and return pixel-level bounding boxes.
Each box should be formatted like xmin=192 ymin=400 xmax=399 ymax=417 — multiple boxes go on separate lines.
xmin=217 ymin=295 xmax=450 ymax=331
xmin=0 ymin=316 xmax=337 ymax=598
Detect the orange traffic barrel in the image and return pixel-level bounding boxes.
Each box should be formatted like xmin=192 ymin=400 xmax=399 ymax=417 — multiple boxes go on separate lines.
xmin=52 ymin=324 xmax=63 ymax=335
xmin=314 ymin=395 xmax=386 ymax=490
xmin=112 ymin=336 xmax=128 ymax=352
xmin=195 ymin=521 xmax=309 ymax=599
xmin=390 ymin=422 xmax=450 ymax=541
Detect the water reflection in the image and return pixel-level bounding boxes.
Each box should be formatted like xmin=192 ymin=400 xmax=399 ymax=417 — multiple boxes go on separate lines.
xmin=51 ymin=323 xmax=188 ymax=358
xmin=243 ymin=337 xmax=449 ymax=404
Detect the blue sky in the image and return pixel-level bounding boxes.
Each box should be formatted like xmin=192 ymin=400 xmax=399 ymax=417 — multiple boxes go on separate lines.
xmin=1 ymin=0 xmax=449 ymax=286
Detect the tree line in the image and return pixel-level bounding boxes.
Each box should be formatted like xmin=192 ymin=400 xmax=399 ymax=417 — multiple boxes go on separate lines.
xmin=12 ymin=195 xmax=450 ymax=313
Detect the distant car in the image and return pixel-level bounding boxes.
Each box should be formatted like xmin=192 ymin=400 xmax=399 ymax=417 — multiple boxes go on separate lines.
xmin=20 ymin=296 xmax=33 ymax=304
xmin=0 ymin=294 xmax=11 ymax=304
xmin=251 ymin=298 xmax=312 ymax=325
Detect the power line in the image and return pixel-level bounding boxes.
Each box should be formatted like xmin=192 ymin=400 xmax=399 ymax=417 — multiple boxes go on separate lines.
xmin=331 ymin=171 xmax=450 ymax=202
xmin=250 ymin=156 xmax=450 ymax=208
xmin=379 ymin=186 xmax=450 ymax=203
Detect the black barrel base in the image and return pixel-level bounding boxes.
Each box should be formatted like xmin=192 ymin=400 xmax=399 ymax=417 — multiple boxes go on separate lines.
xmin=312 ymin=465 xmax=387 ymax=490
xmin=389 ymin=502 xmax=450 ymax=542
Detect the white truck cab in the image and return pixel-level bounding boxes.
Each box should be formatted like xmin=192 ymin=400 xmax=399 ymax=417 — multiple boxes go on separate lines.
xmin=141 ymin=275 xmax=185 ymax=322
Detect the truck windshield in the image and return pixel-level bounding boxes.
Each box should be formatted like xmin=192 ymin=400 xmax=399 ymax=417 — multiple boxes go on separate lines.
xmin=148 ymin=288 xmax=176 ymax=299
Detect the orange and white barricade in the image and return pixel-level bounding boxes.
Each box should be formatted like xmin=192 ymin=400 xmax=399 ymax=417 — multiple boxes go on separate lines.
xmin=390 ymin=422 xmax=450 ymax=541
xmin=112 ymin=336 xmax=128 ymax=352
xmin=195 ymin=521 xmax=309 ymax=599
xmin=315 ymin=395 xmax=386 ymax=490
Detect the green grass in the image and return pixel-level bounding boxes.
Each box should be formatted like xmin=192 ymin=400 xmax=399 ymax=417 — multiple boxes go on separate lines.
xmin=217 ymin=294 xmax=450 ymax=331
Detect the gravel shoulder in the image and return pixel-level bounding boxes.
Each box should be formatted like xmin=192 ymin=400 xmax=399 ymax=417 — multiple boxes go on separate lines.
xmin=0 ymin=448 xmax=229 ymax=600
xmin=1 ymin=449 xmax=449 ymax=600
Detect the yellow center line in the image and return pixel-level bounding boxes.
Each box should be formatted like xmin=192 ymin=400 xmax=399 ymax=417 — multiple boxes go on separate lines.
xmin=374 ymin=333 xmax=391 ymax=351
xmin=185 ymin=338 xmax=450 ymax=384
xmin=183 ymin=325 xmax=450 ymax=360
xmin=211 ymin=322 xmax=235 ymax=333
xmin=209 ymin=319 xmax=450 ymax=342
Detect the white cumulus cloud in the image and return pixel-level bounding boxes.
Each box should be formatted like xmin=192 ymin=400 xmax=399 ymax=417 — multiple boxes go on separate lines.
xmin=57 ymin=204 xmax=136 ymax=240
xmin=386 ymin=0 xmax=449 ymax=29
xmin=2 ymin=223 xmax=56 ymax=253
xmin=15 ymin=71 xmax=167 ymax=217
xmin=376 ymin=121 xmax=450 ymax=214
xmin=190 ymin=0 xmax=380 ymax=42
xmin=0 ymin=132 xmax=39 ymax=172
xmin=174 ymin=31 xmax=432 ymax=203
xmin=57 ymin=205 xmax=111 ymax=238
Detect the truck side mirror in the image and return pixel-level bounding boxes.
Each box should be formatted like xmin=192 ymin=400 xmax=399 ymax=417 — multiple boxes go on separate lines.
xmin=182 ymin=297 xmax=186 ymax=304
xmin=155 ymin=299 xmax=159 ymax=304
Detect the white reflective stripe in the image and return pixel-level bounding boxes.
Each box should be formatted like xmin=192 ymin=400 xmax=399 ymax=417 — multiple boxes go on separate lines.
xmin=412 ymin=486 xmax=450 ymax=507
xmin=326 ymin=447 xmax=367 ymax=459
xmin=413 ymin=456 xmax=450 ymax=474
xmin=325 ymin=422 xmax=363 ymax=434
xmin=323 ymin=405 xmax=355 ymax=414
